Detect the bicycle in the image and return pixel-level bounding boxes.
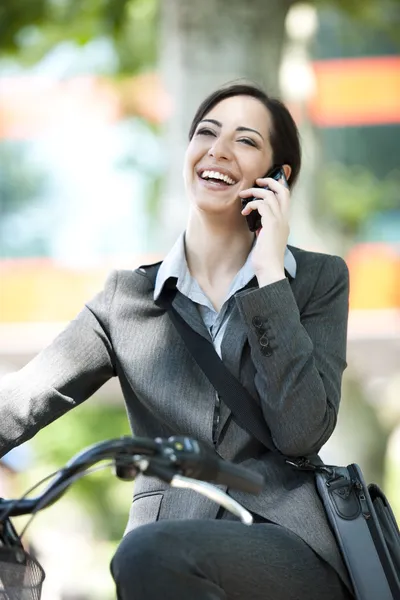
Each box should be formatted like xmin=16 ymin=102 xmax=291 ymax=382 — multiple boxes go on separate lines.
xmin=0 ymin=435 xmax=264 ymax=599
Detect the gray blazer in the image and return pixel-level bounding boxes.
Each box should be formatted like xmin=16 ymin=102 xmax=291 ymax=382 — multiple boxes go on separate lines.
xmin=0 ymin=245 xmax=350 ymax=589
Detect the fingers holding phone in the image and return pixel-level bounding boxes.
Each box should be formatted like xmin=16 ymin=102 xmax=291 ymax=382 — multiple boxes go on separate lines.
xmin=239 ymin=165 xmax=291 ymax=284
xmin=239 ymin=166 xmax=290 ymax=230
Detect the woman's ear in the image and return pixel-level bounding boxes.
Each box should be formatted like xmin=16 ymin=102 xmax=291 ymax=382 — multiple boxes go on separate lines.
xmin=282 ymin=164 xmax=292 ymax=181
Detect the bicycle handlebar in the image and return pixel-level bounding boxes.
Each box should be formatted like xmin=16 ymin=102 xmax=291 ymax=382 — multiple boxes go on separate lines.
xmin=0 ymin=435 xmax=265 ymax=518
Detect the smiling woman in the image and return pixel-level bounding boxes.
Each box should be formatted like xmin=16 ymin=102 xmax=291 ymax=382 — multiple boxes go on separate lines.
xmin=185 ymin=95 xmax=274 ymax=218
xmin=0 ymin=82 xmax=352 ymax=600
xmin=181 ymin=86 xmax=300 ymax=307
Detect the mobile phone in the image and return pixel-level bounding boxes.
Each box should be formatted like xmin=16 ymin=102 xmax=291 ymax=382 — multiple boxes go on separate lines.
xmin=241 ymin=165 xmax=287 ymax=232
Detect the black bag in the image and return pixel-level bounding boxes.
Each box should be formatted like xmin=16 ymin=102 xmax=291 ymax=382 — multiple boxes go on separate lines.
xmin=165 ymin=301 xmax=400 ymax=600
xmin=289 ymin=459 xmax=400 ymax=600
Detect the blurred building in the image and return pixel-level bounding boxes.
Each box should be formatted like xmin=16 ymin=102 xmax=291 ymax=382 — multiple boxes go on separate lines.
xmin=307 ymin=8 xmax=400 ymax=392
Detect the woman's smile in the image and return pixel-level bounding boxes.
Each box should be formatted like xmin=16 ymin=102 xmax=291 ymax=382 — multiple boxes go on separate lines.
xmin=197 ymin=166 xmax=239 ymax=193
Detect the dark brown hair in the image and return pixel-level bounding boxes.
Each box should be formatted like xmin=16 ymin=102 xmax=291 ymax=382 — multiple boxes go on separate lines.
xmin=188 ymin=82 xmax=301 ymax=188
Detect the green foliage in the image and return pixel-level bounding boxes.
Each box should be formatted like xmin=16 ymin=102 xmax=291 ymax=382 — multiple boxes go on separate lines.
xmin=28 ymin=400 xmax=133 ymax=541
xmin=113 ymin=0 xmax=159 ymax=74
xmin=337 ymin=374 xmax=389 ymax=487
xmin=385 ymin=447 xmax=400 ymax=520
xmin=0 ymin=0 xmax=159 ymax=73
xmin=0 ymin=0 xmax=127 ymax=51
xmin=314 ymin=0 xmax=400 ymax=48
xmin=2 ymin=0 xmax=398 ymax=70
xmin=314 ymin=0 xmax=400 ymax=24
xmin=0 ymin=0 xmax=48 ymax=52
xmin=317 ymin=163 xmax=400 ymax=238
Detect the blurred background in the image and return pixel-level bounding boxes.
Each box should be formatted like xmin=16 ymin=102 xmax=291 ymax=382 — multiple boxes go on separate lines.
xmin=0 ymin=0 xmax=399 ymax=597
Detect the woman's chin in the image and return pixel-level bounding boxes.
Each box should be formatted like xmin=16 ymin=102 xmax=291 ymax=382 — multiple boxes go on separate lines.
xmin=192 ymin=192 xmax=239 ymax=215
xmin=190 ymin=198 xmax=249 ymax=233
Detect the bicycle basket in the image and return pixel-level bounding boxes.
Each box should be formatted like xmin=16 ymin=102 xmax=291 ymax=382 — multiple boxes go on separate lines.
xmin=0 ymin=546 xmax=45 ymax=600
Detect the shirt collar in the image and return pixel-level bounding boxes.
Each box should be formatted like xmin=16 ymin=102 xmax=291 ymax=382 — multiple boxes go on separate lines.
xmin=154 ymin=232 xmax=297 ymax=301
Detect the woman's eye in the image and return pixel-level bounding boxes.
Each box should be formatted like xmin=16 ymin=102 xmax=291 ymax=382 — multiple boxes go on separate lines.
xmin=238 ymin=138 xmax=257 ymax=147
xmin=197 ymin=128 xmax=216 ymax=137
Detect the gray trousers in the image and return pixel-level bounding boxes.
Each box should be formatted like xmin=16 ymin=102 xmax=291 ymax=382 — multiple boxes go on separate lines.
xmin=111 ymin=512 xmax=353 ymax=600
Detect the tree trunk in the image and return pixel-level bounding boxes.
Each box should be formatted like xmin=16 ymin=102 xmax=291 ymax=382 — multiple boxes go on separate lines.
xmin=157 ymin=0 xmax=293 ymax=250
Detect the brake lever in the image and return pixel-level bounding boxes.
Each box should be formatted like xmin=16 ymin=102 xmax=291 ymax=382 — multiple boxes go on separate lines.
xmin=115 ymin=439 xmax=256 ymax=524
xmin=171 ymin=475 xmax=254 ymax=525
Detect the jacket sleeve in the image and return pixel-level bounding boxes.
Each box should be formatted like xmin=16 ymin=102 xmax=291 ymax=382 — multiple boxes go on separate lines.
xmin=0 ymin=271 xmax=119 ymax=458
xmin=235 ymin=255 xmax=349 ymax=457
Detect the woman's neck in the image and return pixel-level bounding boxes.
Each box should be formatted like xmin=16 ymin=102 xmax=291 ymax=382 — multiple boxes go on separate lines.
xmin=185 ymin=213 xmax=254 ymax=286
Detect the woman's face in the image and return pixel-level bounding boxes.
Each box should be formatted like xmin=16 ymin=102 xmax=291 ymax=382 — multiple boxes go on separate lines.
xmin=184 ymin=95 xmax=274 ymax=217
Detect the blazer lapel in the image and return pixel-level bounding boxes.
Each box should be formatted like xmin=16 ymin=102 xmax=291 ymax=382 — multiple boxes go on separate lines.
xmin=143 ymin=265 xmax=211 ymax=343
xmin=172 ymin=292 xmax=212 ymax=342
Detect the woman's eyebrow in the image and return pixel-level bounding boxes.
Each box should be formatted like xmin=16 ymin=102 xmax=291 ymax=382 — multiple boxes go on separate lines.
xmin=198 ymin=119 xmax=264 ymax=141
xmin=236 ymin=126 xmax=264 ymax=141
xmin=199 ymin=119 xmax=222 ymax=127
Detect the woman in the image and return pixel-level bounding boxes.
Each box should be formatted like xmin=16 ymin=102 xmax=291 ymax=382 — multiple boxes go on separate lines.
xmin=0 ymin=83 xmax=352 ymax=600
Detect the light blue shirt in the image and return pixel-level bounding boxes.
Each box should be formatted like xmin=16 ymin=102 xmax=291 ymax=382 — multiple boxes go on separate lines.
xmin=154 ymin=233 xmax=297 ymax=357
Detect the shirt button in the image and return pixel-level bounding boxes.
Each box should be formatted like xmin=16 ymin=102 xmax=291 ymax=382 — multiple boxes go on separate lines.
xmin=259 ymin=333 xmax=269 ymax=347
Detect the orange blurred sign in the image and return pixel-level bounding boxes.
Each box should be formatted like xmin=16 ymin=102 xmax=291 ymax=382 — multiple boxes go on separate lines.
xmin=0 ymin=255 xmax=161 ymax=322
xmin=0 ymin=73 xmax=171 ymax=140
xmin=309 ymin=56 xmax=400 ymax=127
xmin=346 ymin=243 xmax=400 ymax=310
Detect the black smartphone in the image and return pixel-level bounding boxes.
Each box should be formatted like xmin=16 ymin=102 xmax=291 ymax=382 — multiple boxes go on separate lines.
xmin=241 ymin=165 xmax=287 ymax=232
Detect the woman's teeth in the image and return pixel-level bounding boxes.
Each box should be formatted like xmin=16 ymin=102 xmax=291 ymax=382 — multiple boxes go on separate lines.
xmin=200 ymin=170 xmax=236 ymax=185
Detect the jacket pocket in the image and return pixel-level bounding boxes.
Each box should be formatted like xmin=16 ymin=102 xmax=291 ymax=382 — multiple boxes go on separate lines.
xmin=124 ymin=492 xmax=163 ymax=536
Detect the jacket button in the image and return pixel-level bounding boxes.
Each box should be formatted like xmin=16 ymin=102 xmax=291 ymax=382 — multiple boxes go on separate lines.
xmin=259 ymin=333 xmax=269 ymax=347
xmin=252 ymin=316 xmax=264 ymax=329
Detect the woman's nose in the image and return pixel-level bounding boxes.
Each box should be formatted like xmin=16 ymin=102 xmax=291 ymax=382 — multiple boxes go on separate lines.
xmin=207 ymin=137 xmax=232 ymax=160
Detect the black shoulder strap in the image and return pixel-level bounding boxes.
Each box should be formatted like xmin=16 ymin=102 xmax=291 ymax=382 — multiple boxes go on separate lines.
xmin=158 ymin=287 xmax=276 ymax=451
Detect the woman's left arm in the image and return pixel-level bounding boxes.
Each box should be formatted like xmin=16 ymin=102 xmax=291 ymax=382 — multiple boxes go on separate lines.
xmin=235 ymin=254 xmax=349 ymax=458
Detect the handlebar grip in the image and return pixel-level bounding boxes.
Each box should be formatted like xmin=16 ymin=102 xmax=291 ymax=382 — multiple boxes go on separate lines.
xmin=214 ymin=460 xmax=265 ymax=494
xmin=156 ymin=437 xmax=265 ymax=494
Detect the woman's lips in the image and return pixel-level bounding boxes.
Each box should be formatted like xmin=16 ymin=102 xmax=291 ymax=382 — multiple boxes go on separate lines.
xmin=197 ymin=173 xmax=238 ymax=191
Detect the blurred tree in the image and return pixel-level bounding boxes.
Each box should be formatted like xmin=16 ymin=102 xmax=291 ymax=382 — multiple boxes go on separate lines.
xmin=0 ymin=0 xmax=158 ymax=72
xmin=25 ymin=401 xmax=132 ymax=541
xmin=328 ymin=372 xmax=389 ymax=488
xmin=317 ymin=164 xmax=400 ymax=244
